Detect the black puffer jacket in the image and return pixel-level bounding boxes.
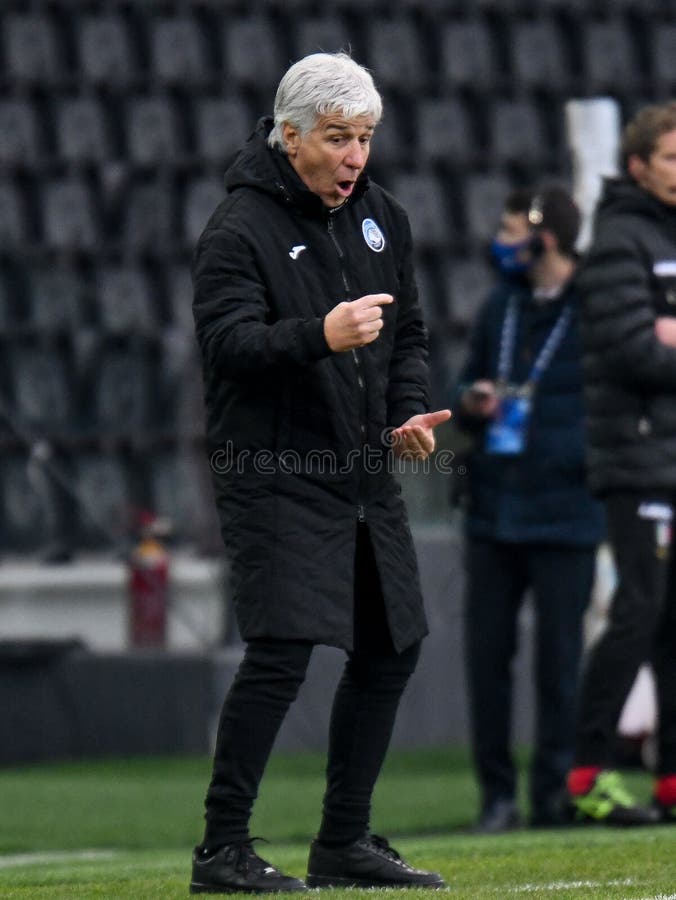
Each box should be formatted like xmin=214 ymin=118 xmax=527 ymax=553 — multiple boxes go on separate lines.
xmin=579 ymin=177 xmax=676 ymax=494
xmin=192 ymin=118 xmax=430 ymax=652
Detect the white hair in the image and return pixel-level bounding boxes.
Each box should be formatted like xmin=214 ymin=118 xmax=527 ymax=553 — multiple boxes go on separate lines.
xmin=267 ymin=52 xmax=383 ymax=152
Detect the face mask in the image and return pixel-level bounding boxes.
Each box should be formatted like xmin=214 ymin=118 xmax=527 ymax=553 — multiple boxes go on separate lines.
xmin=490 ymin=237 xmax=532 ymax=275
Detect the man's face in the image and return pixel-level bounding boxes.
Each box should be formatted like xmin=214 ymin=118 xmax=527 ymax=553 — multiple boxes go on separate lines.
xmin=495 ymin=210 xmax=531 ymax=247
xmin=629 ymin=128 xmax=676 ymax=207
xmin=283 ymin=112 xmax=375 ymax=208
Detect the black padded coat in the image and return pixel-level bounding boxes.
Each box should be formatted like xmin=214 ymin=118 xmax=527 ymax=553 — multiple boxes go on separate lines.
xmin=192 ymin=118 xmax=430 ymax=652
xmin=578 ymin=177 xmax=676 ymax=494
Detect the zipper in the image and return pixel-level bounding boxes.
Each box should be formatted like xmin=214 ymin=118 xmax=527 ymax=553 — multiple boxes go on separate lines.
xmin=327 ymin=215 xmax=367 ymax=524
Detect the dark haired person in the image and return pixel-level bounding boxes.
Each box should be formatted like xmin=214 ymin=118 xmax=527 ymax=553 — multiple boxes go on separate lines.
xmin=567 ymin=101 xmax=676 ymax=825
xmin=189 ymin=52 xmax=449 ymax=893
xmin=454 ymin=185 xmax=604 ymax=832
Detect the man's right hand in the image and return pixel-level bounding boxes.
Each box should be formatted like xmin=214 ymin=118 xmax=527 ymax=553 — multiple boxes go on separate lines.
xmin=461 ymin=380 xmax=498 ymax=418
xmin=324 ymin=294 xmax=394 ymax=352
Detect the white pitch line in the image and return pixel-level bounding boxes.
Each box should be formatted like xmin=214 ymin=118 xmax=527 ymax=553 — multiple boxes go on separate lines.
xmin=0 ymin=850 xmax=118 ymax=869
xmin=508 ymin=878 xmax=635 ymax=893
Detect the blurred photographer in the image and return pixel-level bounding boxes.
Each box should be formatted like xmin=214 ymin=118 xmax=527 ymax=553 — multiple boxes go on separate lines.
xmin=453 ymin=186 xmax=604 ymax=832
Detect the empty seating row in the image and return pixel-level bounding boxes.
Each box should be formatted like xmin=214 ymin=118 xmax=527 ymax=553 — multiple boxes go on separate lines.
xmin=0 ymin=444 xmax=218 ymax=552
xmin=0 ymin=92 xmax=566 ymax=171
xmin=2 ymin=11 xmax=673 ymax=96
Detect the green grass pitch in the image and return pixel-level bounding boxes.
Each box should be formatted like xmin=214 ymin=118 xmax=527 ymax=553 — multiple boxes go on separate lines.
xmin=1 ymin=747 xmax=675 ymax=899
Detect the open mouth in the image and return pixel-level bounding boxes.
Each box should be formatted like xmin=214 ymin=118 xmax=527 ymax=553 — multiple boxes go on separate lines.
xmin=338 ymin=180 xmax=355 ymax=195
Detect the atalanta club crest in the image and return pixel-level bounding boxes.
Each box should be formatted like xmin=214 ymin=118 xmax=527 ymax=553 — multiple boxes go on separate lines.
xmin=362 ymin=218 xmax=385 ymax=253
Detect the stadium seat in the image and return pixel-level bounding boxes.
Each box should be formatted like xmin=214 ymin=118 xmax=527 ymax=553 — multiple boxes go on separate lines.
xmin=489 ymin=98 xmax=546 ymax=167
xmin=194 ymin=97 xmax=251 ymax=166
xmin=223 ymin=16 xmax=285 ymax=89
xmin=95 ymin=264 xmax=157 ymax=334
xmin=73 ymin=452 xmax=131 ymax=549
xmin=440 ymin=19 xmax=496 ymax=92
xmin=76 ymin=14 xmax=136 ymax=88
xmin=149 ymin=447 xmax=217 ymax=545
xmin=0 ymin=99 xmax=41 ymax=168
xmin=183 ymin=177 xmax=225 ymax=247
xmin=418 ymin=97 xmax=475 ymax=168
xmin=365 ymin=18 xmax=425 ymax=91
xmin=122 ymin=180 xmax=174 ymax=252
xmin=0 ymin=180 xmax=29 ymax=246
xmin=6 ymin=343 xmax=73 ymax=438
xmin=366 ymin=96 xmax=409 ymax=171
xmin=149 ymin=16 xmax=210 ymax=86
xmin=127 ymin=95 xmax=181 ymax=166
xmin=581 ymin=20 xmax=639 ymax=94
xmin=292 ymin=15 xmax=352 ymax=58
xmin=55 ymin=96 xmax=111 ymax=166
xmin=464 ymin=172 xmax=511 ymax=244
xmin=4 ymin=13 xmax=62 ymax=85
xmin=42 ymin=178 xmax=99 ymax=250
xmin=510 ymin=18 xmax=570 ymax=93
xmin=92 ymin=343 xmax=155 ymax=439
xmin=163 ymin=263 xmax=195 ymax=333
xmin=389 ymin=172 xmax=452 ymax=249
xmin=0 ymin=452 xmax=52 ymax=551
xmin=444 ymin=256 xmax=494 ymax=329
xmin=27 ymin=265 xmax=85 ymax=333
xmin=651 ymin=23 xmax=676 ymax=95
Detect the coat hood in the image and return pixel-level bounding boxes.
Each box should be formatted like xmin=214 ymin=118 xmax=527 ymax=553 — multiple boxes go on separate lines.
xmin=224 ymin=116 xmax=370 ymax=218
xmin=595 ymin=175 xmax=676 ymax=227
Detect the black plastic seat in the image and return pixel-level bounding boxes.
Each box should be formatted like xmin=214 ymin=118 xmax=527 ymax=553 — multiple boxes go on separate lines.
xmin=418 ymin=97 xmax=474 ymax=168
xmin=464 ymin=172 xmax=511 ymax=245
xmin=73 ymin=452 xmax=131 ymax=549
xmin=223 ymin=16 xmax=285 ymax=89
xmin=652 ymin=23 xmax=676 ymax=95
xmin=92 ymin=344 xmax=154 ymax=439
xmin=127 ymin=95 xmax=181 ymax=166
xmin=95 ymin=264 xmax=157 ymax=334
xmin=194 ymin=97 xmax=251 ymax=166
xmin=0 ymin=181 xmax=28 ymax=246
xmin=55 ymin=96 xmax=111 ymax=166
xmin=444 ymin=256 xmax=494 ymax=329
xmin=183 ymin=177 xmax=225 ymax=247
xmin=510 ymin=18 xmax=570 ymax=93
xmin=149 ymin=16 xmax=210 ymax=87
xmin=292 ymin=15 xmax=352 ymax=59
xmin=4 ymin=13 xmax=62 ymax=86
xmin=365 ymin=18 xmax=425 ymax=92
xmin=122 ymin=180 xmax=174 ymax=252
xmin=440 ymin=19 xmax=496 ymax=92
xmin=7 ymin=343 xmax=73 ymax=438
xmin=42 ymin=178 xmax=99 ymax=250
xmin=27 ymin=265 xmax=85 ymax=333
xmin=389 ymin=172 xmax=452 ymax=250
xmin=581 ymin=20 xmax=639 ymax=95
xmin=77 ymin=14 xmax=136 ymax=88
xmin=0 ymin=452 xmax=53 ymax=552
xmin=489 ymin=99 xmax=546 ymax=168
xmin=0 ymin=99 xmax=41 ymax=168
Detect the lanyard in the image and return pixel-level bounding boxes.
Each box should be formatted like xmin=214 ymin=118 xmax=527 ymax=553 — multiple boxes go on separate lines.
xmin=496 ymin=294 xmax=572 ymax=389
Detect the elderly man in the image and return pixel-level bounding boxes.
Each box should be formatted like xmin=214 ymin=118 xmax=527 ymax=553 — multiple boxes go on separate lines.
xmin=189 ymin=52 xmax=449 ymax=894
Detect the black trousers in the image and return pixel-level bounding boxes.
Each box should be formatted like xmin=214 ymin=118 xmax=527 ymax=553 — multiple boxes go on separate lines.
xmin=464 ymin=537 xmax=596 ymax=816
xmin=202 ymin=523 xmax=421 ymax=848
xmin=574 ymin=491 xmax=676 ymax=773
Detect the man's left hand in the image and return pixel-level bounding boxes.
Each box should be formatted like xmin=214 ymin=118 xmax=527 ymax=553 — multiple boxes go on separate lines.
xmin=390 ymin=409 xmax=452 ymax=460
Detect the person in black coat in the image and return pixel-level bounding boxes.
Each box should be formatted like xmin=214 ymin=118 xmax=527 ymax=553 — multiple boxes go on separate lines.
xmin=189 ymin=52 xmax=449 ymax=894
xmin=567 ymin=101 xmax=676 ymax=826
xmin=453 ymin=186 xmax=604 ymax=832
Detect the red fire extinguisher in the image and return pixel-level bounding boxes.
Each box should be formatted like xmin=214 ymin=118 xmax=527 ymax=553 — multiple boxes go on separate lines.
xmin=128 ymin=512 xmax=171 ymax=647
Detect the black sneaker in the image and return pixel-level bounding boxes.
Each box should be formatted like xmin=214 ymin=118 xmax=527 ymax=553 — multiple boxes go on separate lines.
xmin=190 ymin=841 xmax=308 ymax=894
xmin=306 ymin=833 xmax=445 ymax=889
xmin=653 ymin=798 xmax=676 ymax=823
